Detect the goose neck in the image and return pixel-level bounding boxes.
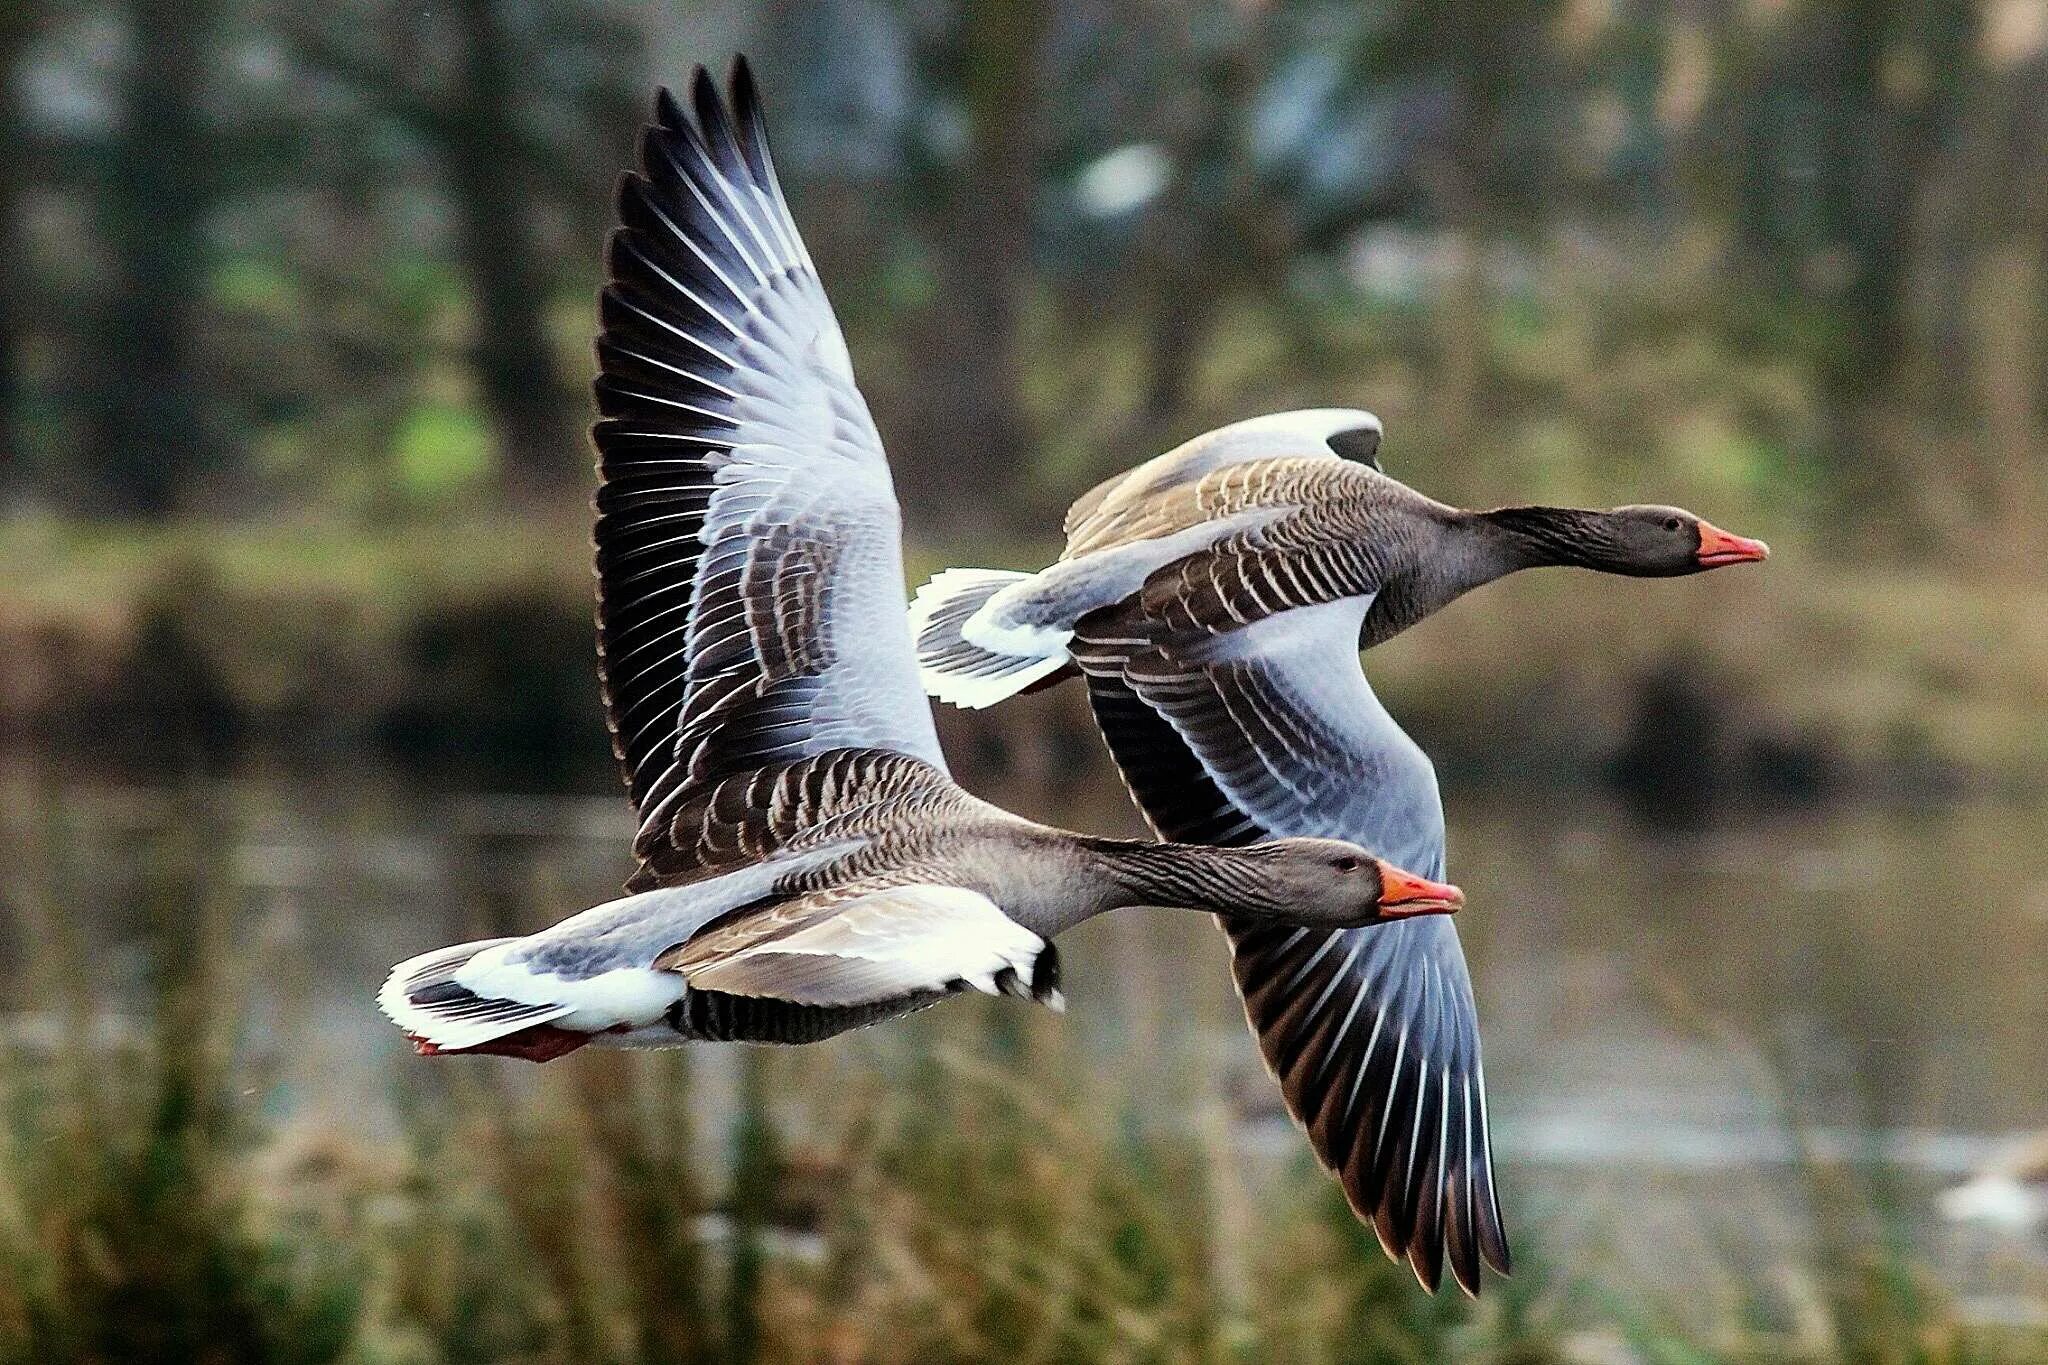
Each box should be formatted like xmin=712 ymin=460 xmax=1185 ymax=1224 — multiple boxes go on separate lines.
xmin=1467 ymin=505 xmax=1607 ymax=572
xmin=1082 ymin=840 xmax=1253 ymax=915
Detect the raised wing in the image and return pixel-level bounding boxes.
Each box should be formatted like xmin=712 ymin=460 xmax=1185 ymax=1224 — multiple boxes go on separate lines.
xmin=660 ymin=882 xmax=1056 ymax=1008
xmin=1071 ymin=597 xmax=1508 ymax=1295
xmin=1063 ymin=409 xmax=1378 ymax=556
xmin=593 ymin=61 xmax=943 ymax=874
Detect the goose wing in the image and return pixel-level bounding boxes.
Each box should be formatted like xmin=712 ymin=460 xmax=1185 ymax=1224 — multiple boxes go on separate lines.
xmin=1063 ymin=409 xmax=1379 ymax=556
xmin=1071 ymin=597 xmax=1508 ymax=1296
xmin=658 ymin=882 xmax=1056 ymax=1009
xmin=593 ymin=61 xmax=943 ymax=879
xmin=643 ymin=747 xmax=992 ymax=887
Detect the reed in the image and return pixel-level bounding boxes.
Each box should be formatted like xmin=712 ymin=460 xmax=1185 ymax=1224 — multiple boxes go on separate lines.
xmin=0 ymin=803 xmax=2039 ymax=1364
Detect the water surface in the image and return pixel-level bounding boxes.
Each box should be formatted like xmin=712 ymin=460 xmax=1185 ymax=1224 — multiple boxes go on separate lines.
xmin=4 ymin=750 xmax=2044 ymax=1321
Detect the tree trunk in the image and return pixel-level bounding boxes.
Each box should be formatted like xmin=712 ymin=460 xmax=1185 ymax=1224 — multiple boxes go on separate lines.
xmin=0 ymin=8 xmax=29 ymax=492
xmin=89 ymin=0 xmax=218 ymax=516
xmin=445 ymin=0 xmax=578 ymax=494
xmin=1973 ymin=243 xmax=2044 ymax=575
xmin=1133 ymin=6 xmax=1270 ymax=445
xmin=909 ymin=0 xmax=1049 ymax=531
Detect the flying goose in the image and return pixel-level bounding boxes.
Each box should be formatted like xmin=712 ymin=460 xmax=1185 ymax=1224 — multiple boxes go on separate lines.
xmin=910 ymin=409 xmax=1769 ymax=1293
xmin=377 ymin=69 xmax=1463 ymax=1063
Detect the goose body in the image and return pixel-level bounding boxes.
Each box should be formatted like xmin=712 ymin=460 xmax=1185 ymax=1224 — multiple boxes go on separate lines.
xmin=914 ymin=411 xmax=1768 ymax=1294
xmin=913 ymin=411 xmax=1768 ymax=708
xmin=378 ymin=66 xmax=1459 ymax=1064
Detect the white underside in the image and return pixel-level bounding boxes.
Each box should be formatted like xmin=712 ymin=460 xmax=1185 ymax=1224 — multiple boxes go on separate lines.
xmin=680 ymin=883 xmax=1052 ymax=1007
xmin=454 ymin=941 xmax=687 ymax=1031
xmin=959 ymin=604 xmax=1071 ymax=660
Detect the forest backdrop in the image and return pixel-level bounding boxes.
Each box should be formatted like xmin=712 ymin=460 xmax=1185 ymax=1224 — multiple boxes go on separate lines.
xmin=3 ymin=6 xmax=2048 ymax=1364
xmin=5 ymin=0 xmax=2048 ymax=801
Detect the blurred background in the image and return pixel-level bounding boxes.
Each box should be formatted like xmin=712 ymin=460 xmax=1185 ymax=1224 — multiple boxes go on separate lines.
xmin=3 ymin=0 xmax=2047 ymax=1361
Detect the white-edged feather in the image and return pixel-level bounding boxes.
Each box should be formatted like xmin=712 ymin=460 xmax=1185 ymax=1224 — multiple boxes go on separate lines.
xmin=376 ymin=939 xmax=575 ymax=1051
xmin=679 ymin=883 xmax=1047 ymax=1007
xmin=920 ymin=654 xmax=1073 ymax=710
xmin=909 ymin=567 xmax=1073 ymax=709
xmin=455 ymin=942 xmax=688 ymax=1031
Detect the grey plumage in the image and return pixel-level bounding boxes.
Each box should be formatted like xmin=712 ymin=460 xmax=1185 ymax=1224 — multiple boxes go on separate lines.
xmin=379 ymin=68 xmax=1456 ymax=1067
xmin=914 ymin=410 xmax=1763 ymax=1296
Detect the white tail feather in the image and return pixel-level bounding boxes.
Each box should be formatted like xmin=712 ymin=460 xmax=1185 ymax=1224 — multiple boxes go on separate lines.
xmin=379 ymin=936 xmax=690 ymax=1054
xmin=909 ymin=567 xmax=1071 ymax=710
xmin=377 ymin=938 xmax=574 ymax=1051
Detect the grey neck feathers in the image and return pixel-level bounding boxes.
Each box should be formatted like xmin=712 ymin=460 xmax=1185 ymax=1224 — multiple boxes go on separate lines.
xmin=1082 ymin=840 xmax=1276 ymax=915
xmin=1467 ymin=505 xmax=1617 ymax=572
xmin=1359 ymin=503 xmax=1622 ymax=651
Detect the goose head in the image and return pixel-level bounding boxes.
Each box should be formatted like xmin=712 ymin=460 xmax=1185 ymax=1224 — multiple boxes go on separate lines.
xmin=1485 ymin=504 xmax=1770 ymax=576
xmin=1228 ymin=837 xmax=1464 ymax=928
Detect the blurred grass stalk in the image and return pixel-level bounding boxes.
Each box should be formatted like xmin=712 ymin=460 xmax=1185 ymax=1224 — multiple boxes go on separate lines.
xmin=0 ymin=791 xmax=2041 ymax=1363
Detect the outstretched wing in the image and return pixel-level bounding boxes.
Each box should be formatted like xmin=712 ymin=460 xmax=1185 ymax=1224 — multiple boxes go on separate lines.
xmin=593 ymin=61 xmax=943 ymax=876
xmin=1071 ymin=597 xmax=1508 ymax=1296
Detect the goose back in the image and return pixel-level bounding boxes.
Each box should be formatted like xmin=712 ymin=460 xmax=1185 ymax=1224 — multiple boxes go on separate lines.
xmin=630 ymin=747 xmax=994 ymax=889
xmin=1063 ymin=407 xmax=1381 ymax=551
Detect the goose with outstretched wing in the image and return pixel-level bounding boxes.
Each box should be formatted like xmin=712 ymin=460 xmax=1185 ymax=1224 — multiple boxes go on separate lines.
xmin=377 ymin=69 xmax=1465 ymax=1064
xmin=913 ymin=409 xmax=1768 ymax=1292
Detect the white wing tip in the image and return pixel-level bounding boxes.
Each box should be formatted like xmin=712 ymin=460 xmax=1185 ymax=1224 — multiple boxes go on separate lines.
xmin=377 ymin=938 xmax=617 ymax=1053
xmin=377 ymin=949 xmax=558 ymax=1053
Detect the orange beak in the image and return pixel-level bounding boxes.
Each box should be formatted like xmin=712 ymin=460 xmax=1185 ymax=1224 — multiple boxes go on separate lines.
xmin=1695 ymin=520 xmax=1770 ymax=568
xmin=1376 ymin=861 xmax=1464 ymax=917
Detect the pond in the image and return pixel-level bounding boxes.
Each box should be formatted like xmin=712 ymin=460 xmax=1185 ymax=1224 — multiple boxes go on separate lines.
xmin=3 ymin=740 xmax=2045 ymax=1332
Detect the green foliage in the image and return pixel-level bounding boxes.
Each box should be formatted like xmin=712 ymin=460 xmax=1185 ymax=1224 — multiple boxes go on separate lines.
xmin=392 ymin=399 xmax=495 ymax=501
xmin=0 ymin=822 xmax=363 ymax=1365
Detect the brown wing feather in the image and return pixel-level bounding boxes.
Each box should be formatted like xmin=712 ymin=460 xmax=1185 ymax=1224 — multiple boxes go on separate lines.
xmin=629 ymin=747 xmax=982 ymax=890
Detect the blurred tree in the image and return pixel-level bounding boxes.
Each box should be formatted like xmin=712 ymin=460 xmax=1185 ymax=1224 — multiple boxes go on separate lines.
xmin=1707 ymin=0 xmax=1981 ymax=515
xmin=442 ymin=0 xmax=581 ymax=495
xmin=88 ymin=0 xmax=226 ymax=516
xmin=0 ymin=0 xmax=2032 ymax=554
xmin=1128 ymin=2 xmax=1273 ymax=442
xmin=288 ymin=0 xmax=645 ymax=494
xmin=0 ymin=4 xmax=34 ymax=489
xmin=901 ymin=0 xmax=1051 ymax=525
xmin=1335 ymin=0 xmax=1567 ymax=461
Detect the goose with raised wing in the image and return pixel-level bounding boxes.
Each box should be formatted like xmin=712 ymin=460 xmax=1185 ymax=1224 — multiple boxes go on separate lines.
xmin=377 ymin=67 xmax=1462 ymax=1063
xmin=912 ymin=409 xmax=1768 ymax=1294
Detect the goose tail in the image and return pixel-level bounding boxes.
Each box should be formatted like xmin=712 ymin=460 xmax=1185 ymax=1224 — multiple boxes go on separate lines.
xmin=377 ymin=938 xmax=589 ymax=1062
xmin=909 ymin=568 xmax=1073 ymax=709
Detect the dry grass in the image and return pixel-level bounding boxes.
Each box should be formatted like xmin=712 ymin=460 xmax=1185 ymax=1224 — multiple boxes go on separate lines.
xmin=0 ymin=819 xmax=2040 ymax=1364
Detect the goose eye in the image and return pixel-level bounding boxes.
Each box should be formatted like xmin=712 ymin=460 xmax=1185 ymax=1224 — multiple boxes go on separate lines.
xmin=1663 ymin=516 xmax=1682 ymax=532
xmin=1331 ymin=855 xmax=1361 ymax=873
